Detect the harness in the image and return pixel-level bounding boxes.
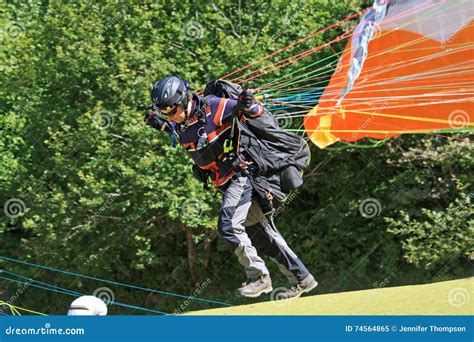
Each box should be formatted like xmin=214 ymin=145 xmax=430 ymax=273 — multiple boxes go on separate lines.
xmin=180 ymin=95 xmax=276 ymax=211
xmin=187 ymin=96 xmax=238 ymax=159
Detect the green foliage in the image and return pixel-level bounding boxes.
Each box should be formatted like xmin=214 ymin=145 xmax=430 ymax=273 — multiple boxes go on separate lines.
xmin=386 ymin=192 xmax=473 ymax=270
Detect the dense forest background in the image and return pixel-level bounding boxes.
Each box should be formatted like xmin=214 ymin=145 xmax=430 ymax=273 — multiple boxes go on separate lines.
xmin=1 ymin=0 xmax=472 ymax=315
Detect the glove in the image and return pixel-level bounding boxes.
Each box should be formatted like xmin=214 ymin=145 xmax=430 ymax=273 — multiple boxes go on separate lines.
xmin=237 ymin=90 xmax=254 ymax=113
xmin=236 ymin=90 xmax=262 ymax=119
xmin=144 ymin=111 xmax=171 ymax=133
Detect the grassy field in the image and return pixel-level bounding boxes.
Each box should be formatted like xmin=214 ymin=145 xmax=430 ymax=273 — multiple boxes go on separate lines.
xmin=188 ymin=277 xmax=473 ymax=315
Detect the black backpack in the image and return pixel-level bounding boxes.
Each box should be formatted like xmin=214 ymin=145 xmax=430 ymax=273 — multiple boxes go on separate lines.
xmin=203 ymin=79 xmax=243 ymax=99
xmin=203 ymin=79 xmax=311 ymax=202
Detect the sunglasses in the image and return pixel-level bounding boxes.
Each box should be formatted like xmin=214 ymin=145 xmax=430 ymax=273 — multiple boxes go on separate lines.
xmin=160 ymin=104 xmax=179 ymax=117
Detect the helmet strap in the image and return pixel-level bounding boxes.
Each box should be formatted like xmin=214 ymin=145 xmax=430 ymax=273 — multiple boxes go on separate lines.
xmin=182 ymin=93 xmax=193 ymax=127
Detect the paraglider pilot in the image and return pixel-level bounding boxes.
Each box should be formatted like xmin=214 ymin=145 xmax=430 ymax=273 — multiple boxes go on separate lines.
xmin=144 ymin=76 xmax=317 ymax=299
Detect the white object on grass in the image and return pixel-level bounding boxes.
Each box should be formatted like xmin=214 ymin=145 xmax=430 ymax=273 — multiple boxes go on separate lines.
xmin=67 ymin=296 xmax=108 ymax=316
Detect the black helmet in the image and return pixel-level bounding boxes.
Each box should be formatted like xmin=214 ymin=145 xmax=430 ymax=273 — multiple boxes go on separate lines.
xmin=150 ymin=75 xmax=189 ymax=110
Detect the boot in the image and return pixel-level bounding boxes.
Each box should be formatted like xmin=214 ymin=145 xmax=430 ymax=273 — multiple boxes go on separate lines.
xmin=236 ymin=274 xmax=273 ymax=298
xmin=277 ymin=274 xmax=318 ymax=300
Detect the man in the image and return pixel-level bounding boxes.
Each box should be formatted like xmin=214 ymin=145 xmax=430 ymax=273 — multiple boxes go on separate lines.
xmin=144 ymin=75 xmax=317 ymax=299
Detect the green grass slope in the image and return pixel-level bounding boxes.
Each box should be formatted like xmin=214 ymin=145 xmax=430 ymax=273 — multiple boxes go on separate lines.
xmin=188 ymin=277 xmax=473 ymax=315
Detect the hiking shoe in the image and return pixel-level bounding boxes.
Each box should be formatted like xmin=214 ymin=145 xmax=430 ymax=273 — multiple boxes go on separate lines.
xmin=278 ymin=274 xmax=318 ymax=300
xmin=236 ymin=274 xmax=273 ymax=298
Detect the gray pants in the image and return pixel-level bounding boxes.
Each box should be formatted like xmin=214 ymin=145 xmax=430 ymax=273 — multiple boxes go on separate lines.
xmin=217 ymin=176 xmax=310 ymax=283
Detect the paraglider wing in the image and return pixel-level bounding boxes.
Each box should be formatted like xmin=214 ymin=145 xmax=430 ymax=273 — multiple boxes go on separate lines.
xmin=305 ymin=0 xmax=474 ymax=148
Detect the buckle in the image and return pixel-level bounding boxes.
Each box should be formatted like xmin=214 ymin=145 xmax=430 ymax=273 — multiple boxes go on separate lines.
xmin=223 ymin=139 xmax=233 ymax=154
